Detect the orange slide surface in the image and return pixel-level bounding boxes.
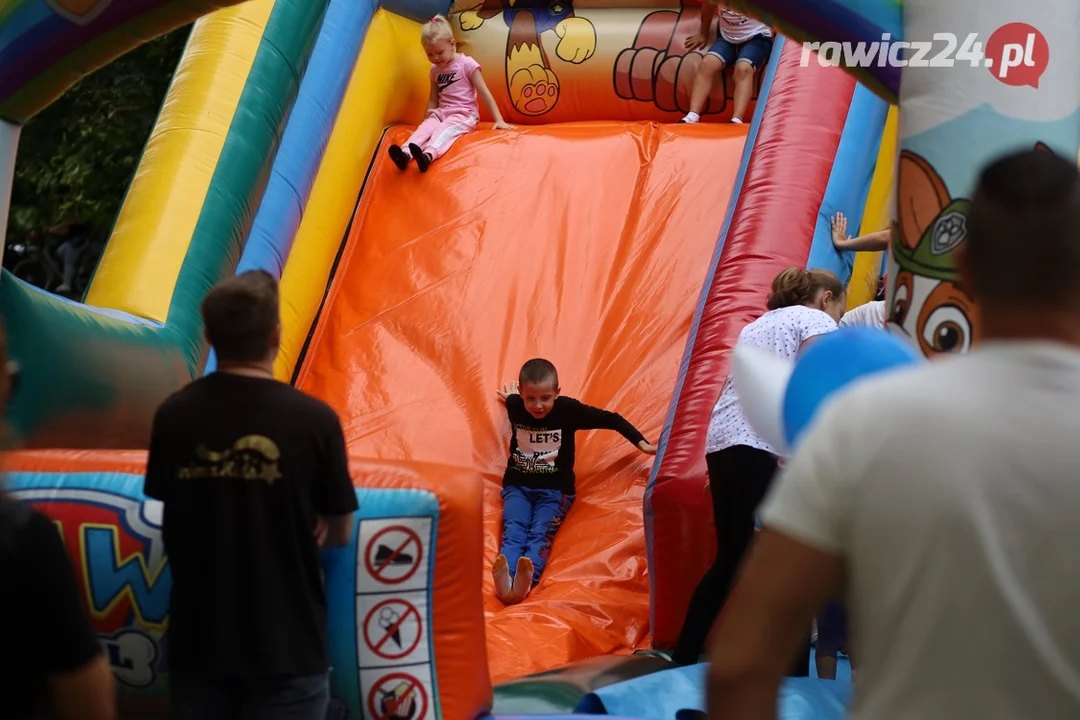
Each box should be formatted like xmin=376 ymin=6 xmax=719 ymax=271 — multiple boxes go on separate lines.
xmin=294 ymin=121 xmax=745 ymax=683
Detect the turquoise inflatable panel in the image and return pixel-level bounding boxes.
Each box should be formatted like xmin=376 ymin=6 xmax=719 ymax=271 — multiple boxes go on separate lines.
xmin=575 ymin=663 xmax=852 ymax=719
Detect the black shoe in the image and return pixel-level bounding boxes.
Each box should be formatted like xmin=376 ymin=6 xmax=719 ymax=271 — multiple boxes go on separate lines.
xmin=408 ymin=143 xmax=432 ymax=173
xmin=388 ymin=144 xmax=409 ymax=170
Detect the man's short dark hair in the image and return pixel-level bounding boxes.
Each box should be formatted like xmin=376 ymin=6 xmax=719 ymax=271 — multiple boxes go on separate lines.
xmin=201 ymin=270 xmax=280 ymax=363
xmin=519 ymin=358 xmax=558 ymax=388
xmin=967 ymin=148 xmax=1080 ymax=309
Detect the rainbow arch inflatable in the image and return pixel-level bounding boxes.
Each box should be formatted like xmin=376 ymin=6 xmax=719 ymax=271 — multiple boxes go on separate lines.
xmin=0 ymin=0 xmax=938 ymax=717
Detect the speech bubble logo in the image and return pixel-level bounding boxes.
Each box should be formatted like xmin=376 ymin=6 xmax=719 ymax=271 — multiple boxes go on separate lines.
xmin=984 ymin=23 xmax=1049 ymax=88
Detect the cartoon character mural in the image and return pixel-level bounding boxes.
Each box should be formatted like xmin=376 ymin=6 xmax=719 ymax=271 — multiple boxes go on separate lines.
xmin=889 ymin=150 xmax=979 ymax=357
xmin=889 ymin=142 xmax=1056 ymax=357
xmin=613 ymin=0 xmax=765 ymax=115
xmin=9 ymin=481 xmax=172 ymax=706
xmin=455 ymin=0 xmax=597 ymax=117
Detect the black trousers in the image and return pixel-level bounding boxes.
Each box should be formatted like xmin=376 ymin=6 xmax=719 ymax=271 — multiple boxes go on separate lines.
xmin=672 ymin=445 xmax=810 ymax=675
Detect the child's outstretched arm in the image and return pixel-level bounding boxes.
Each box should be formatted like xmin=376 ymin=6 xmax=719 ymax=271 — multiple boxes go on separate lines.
xmin=471 ymin=69 xmax=515 ymax=130
xmin=685 ymin=0 xmax=715 ymax=50
xmin=495 ymin=381 xmax=519 ymax=402
xmin=569 ymin=399 xmax=656 ymax=455
xmin=831 ymin=212 xmax=889 ymax=252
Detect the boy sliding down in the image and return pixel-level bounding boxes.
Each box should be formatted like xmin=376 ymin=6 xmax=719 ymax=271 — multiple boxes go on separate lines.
xmin=493 ymin=358 xmax=656 ymax=604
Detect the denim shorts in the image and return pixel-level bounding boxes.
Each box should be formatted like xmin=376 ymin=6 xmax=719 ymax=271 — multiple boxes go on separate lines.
xmin=707 ymin=32 xmax=774 ymax=69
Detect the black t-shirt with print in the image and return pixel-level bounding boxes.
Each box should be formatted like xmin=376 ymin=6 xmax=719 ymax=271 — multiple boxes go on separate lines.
xmin=144 ymin=372 xmax=358 ymax=679
xmin=503 ymin=395 xmax=647 ymax=494
xmin=0 ymin=501 xmax=104 ymax=719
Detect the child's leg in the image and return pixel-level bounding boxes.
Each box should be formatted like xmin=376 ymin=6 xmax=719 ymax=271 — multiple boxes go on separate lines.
xmin=814 ymin=598 xmax=846 ymax=679
xmin=498 ymin=486 xmax=533 ymax=572
xmin=680 ymin=38 xmax=732 ymax=123
xmin=388 ymin=112 xmax=445 ymax=170
xmin=403 ymin=111 xmax=444 ymax=150
xmin=415 ymin=112 xmax=479 ymax=161
xmin=731 ymin=34 xmax=774 ymax=121
xmin=522 ymin=490 xmax=575 ymax=584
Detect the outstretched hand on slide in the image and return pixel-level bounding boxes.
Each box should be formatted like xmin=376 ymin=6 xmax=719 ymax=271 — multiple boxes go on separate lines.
xmin=638 ymin=440 xmax=657 ymax=455
xmin=831 ymin=211 xmax=848 ymax=244
xmin=496 ymin=381 xmax=519 ymax=401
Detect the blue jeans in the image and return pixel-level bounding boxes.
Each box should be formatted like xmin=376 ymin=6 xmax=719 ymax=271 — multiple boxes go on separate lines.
xmin=707 ymin=32 xmax=773 ymax=69
xmin=500 ymin=486 xmax=574 ymax=584
xmin=169 ymin=672 xmax=330 ymax=720
xmin=816 ymin=598 xmax=848 ymax=658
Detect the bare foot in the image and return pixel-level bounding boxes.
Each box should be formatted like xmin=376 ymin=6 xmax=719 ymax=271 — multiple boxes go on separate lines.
xmin=493 ymin=554 xmax=512 ymax=602
xmin=510 ymin=556 xmax=534 ymax=601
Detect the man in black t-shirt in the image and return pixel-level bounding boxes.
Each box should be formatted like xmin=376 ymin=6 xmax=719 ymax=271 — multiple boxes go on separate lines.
xmin=144 ymin=270 xmax=358 ymax=719
xmin=0 ymin=325 xmax=115 ymax=720
xmin=492 ymin=358 xmax=657 ymax=604
xmin=0 ymin=498 xmax=117 ymax=720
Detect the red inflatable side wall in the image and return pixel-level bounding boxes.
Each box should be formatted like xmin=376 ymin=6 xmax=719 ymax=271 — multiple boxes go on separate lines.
xmin=649 ymin=42 xmax=859 ymax=648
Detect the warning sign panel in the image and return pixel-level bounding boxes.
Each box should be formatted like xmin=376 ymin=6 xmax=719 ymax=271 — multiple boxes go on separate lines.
xmin=356 ymin=517 xmax=433 ymax=593
xmin=358 ymin=591 xmax=429 ymax=668
xmin=361 ymin=666 xmax=433 ymax=720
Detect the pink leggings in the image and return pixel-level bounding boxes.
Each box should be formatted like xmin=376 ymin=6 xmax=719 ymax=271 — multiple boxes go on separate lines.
xmin=405 ymin=108 xmax=479 ymax=161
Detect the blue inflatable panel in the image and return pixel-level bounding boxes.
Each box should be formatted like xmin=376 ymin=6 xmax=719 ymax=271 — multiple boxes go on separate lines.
xmin=776 ymin=678 xmax=852 ymax=720
xmin=573 ymin=663 xmax=852 ymax=719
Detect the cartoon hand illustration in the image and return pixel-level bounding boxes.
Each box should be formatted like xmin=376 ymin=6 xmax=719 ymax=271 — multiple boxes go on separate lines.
xmin=554 ymin=17 xmax=597 ymax=64
xmin=614 ymin=8 xmax=725 ymax=114
xmin=617 ymin=49 xmax=725 ymax=114
xmin=459 ymin=7 xmax=485 ymax=31
xmin=614 ymin=10 xmax=679 ymax=102
xmin=509 ymin=63 xmax=560 ymax=116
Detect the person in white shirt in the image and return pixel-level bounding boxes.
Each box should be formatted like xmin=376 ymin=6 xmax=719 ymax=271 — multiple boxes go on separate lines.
xmin=672 ymin=267 xmax=846 ymax=668
xmin=839 ymin=299 xmax=885 ymax=329
xmin=706 ymin=148 xmax=1080 ymax=719
xmin=679 ymin=3 xmax=774 ymax=125
xmin=831 ymin=210 xmax=889 ymax=328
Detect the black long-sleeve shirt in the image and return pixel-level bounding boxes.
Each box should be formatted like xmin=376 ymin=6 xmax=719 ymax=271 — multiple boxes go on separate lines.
xmin=503 ymin=394 xmax=647 ymax=494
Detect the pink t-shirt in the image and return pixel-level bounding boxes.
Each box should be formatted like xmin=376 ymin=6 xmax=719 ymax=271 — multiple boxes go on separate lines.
xmin=431 ymin=53 xmax=481 ymax=115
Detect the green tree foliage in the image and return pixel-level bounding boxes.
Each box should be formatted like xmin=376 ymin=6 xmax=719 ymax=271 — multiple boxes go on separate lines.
xmin=6 ymin=25 xmax=191 ymax=242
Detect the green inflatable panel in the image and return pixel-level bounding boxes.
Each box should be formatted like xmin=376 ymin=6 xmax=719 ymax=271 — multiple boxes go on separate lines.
xmin=492 ymin=654 xmax=673 ymax=715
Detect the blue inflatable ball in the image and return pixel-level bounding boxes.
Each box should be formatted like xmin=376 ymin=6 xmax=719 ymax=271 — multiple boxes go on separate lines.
xmin=782 ymin=327 xmax=923 ymax=448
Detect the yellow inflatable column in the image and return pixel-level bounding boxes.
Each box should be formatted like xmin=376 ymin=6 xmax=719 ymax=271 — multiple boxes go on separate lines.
xmin=84 ymin=0 xmax=276 ymax=321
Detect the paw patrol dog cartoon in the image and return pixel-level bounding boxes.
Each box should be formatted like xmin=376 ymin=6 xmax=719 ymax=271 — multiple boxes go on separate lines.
xmin=456 ymin=0 xmax=596 ymax=117
xmin=890 ymin=142 xmax=1054 ymax=357
xmin=890 ymin=150 xmax=979 ymax=357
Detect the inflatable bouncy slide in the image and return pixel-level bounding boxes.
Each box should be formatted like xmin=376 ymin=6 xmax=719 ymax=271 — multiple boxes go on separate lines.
xmin=0 ymin=0 xmax=985 ymax=718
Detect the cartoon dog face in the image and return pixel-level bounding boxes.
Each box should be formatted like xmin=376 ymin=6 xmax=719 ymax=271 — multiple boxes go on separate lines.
xmin=887 ymin=150 xmax=981 ymax=357
xmin=889 ymin=142 xmax=1056 ymax=357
